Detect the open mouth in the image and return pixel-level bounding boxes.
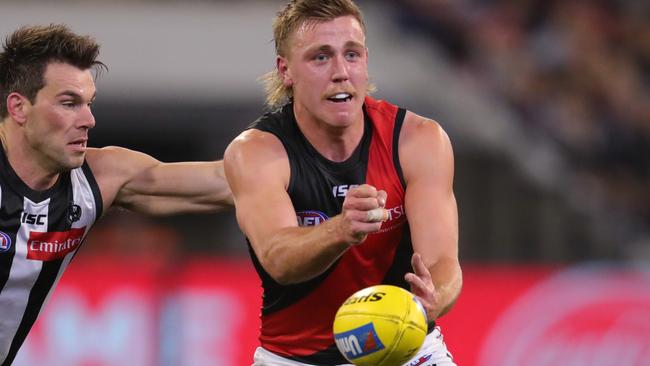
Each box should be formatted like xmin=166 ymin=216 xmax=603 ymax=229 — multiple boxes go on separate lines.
xmin=327 ymin=93 xmax=353 ymax=103
xmin=69 ymin=140 xmax=87 ymax=148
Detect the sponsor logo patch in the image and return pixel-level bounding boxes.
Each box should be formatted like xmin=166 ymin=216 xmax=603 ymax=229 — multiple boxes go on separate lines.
xmin=27 ymin=227 xmax=86 ymax=261
xmin=296 ymin=210 xmax=329 ymax=226
xmin=334 ymin=322 xmax=385 ymax=360
xmin=0 ymin=231 xmax=12 ymax=252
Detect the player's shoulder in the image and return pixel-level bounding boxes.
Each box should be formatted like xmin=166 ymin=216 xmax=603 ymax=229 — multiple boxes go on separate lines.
xmin=85 ymin=146 xmax=140 ymax=167
xmin=405 ymin=110 xmax=449 ymax=139
xmin=224 ymin=128 xmax=290 ymax=188
xmin=403 ymin=110 xmax=443 ymax=132
xmin=400 ymin=111 xmax=452 ymax=154
xmin=85 ymin=146 xmax=157 ymax=182
xmin=225 ymin=128 xmax=286 ymax=163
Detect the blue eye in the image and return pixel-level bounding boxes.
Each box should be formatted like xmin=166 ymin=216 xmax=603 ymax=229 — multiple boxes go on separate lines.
xmin=345 ymin=51 xmax=360 ymax=60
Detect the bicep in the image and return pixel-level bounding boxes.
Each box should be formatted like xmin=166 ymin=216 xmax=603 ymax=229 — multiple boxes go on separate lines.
xmin=400 ymin=115 xmax=459 ymax=263
xmin=124 ymin=161 xmax=224 ymax=198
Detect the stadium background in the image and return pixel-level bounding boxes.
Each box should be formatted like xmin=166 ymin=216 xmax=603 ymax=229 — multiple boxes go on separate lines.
xmin=1 ymin=0 xmax=648 ymax=365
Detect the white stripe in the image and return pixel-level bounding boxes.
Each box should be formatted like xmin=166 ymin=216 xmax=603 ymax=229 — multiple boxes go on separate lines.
xmin=0 ymin=167 xmax=98 ymax=361
xmin=37 ymin=168 xmax=97 ymax=313
xmin=0 ymin=197 xmax=48 ymax=359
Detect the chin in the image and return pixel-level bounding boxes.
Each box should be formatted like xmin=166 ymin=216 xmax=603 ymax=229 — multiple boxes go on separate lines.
xmin=331 ymin=109 xmax=360 ymax=126
xmin=63 ymin=156 xmax=85 ymax=171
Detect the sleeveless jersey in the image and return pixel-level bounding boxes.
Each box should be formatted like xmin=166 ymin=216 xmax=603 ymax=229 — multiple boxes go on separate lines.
xmin=249 ymin=97 xmax=415 ymax=364
xmin=0 ymin=144 xmax=102 ymax=365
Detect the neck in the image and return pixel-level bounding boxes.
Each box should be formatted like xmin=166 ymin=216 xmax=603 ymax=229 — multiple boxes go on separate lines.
xmin=1 ymin=121 xmax=60 ymax=191
xmin=293 ymin=106 xmax=365 ymax=162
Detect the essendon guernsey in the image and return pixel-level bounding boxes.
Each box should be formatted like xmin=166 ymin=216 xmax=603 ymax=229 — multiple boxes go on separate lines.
xmin=248 ymin=97 xmax=415 ymax=364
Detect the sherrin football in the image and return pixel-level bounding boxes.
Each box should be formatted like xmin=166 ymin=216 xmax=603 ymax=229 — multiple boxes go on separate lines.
xmin=333 ymin=285 xmax=428 ymax=366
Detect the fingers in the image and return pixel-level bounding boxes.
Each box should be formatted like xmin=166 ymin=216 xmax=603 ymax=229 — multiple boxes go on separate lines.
xmin=345 ymin=185 xmax=388 ymax=223
xmin=411 ymin=253 xmax=432 ymax=281
xmin=343 ymin=185 xmax=387 ymax=210
xmin=405 ymin=253 xmax=438 ymax=320
xmin=366 ymin=208 xmax=388 ymax=223
xmin=338 ymin=184 xmax=388 ymax=244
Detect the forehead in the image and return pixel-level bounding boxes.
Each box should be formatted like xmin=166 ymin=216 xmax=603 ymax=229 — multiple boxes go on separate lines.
xmin=41 ymin=62 xmax=96 ymax=95
xmin=290 ymin=15 xmax=366 ymax=51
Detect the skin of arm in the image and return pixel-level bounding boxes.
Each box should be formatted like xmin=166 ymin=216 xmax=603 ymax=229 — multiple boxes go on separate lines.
xmin=85 ymin=146 xmax=233 ymax=216
xmin=224 ymin=129 xmax=386 ymax=285
xmin=400 ymin=111 xmax=463 ymax=321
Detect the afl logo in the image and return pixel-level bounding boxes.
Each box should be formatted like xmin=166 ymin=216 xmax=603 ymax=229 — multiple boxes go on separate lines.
xmin=296 ymin=210 xmax=329 ymax=226
xmin=0 ymin=231 xmax=12 ymax=253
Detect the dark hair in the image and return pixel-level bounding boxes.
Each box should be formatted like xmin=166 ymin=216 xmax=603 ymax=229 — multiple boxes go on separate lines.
xmin=0 ymin=24 xmax=106 ymax=118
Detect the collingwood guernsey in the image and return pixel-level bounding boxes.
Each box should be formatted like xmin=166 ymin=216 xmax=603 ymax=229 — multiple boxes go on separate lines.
xmin=0 ymin=143 xmax=102 ymax=365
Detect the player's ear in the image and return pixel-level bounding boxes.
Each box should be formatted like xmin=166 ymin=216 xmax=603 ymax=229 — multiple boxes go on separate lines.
xmin=277 ymin=56 xmax=293 ymax=87
xmin=6 ymin=92 xmax=30 ymax=125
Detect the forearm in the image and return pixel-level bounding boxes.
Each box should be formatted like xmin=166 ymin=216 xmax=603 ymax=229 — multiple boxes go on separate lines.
xmin=429 ymin=257 xmax=463 ymax=319
xmin=121 ymin=194 xmax=232 ymax=216
xmin=116 ymin=160 xmax=233 ymax=215
xmin=257 ymin=215 xmax=352 ymax=285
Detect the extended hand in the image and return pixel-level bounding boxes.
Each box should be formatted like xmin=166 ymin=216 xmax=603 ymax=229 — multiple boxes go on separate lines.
xmin=404 ymin=253 xmax=440 ymax=321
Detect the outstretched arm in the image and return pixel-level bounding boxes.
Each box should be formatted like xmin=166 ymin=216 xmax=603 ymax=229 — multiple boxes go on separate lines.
xmin=400 ymin=112 xmax=462 ymax=321
xmin=224 ymin=129 xmax=387 ymax=285
xmin=86 ymin=146 xmax=233 ymax=216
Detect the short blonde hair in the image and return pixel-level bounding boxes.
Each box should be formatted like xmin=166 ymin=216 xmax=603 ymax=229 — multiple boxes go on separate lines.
xmin=262 ymin=0 xmax=367 ymax=108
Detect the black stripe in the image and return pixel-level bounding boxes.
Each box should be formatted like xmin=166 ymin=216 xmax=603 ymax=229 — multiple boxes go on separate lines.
xmin=3 ymin=171 xmax=74 ymax=365
xmin=3 ymin=260 xmax=63 ymax=365
xmin=392 ymin=108 xmax=407 ymax=189
xmin=81 ymin=161 xmax=103 ymax=221
xmin=0 ymin=182 xmax=23 ymax=293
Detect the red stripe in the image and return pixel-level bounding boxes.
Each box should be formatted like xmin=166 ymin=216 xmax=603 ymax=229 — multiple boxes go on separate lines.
xmin=261 ymin=97 xmax=407 ymax=356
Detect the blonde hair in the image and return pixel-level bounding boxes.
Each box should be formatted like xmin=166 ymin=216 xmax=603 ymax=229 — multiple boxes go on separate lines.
xmin=262 ymin=0 xmax=368 ymax=108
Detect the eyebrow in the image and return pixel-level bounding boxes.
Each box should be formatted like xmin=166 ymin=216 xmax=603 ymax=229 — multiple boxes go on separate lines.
xmin=306 ymin=41 xmax=365 ymax=54
xmin=57 ymin=90 xmax=96 ymax=102
xmin=344 ymin=40 xmax=365 ymax=49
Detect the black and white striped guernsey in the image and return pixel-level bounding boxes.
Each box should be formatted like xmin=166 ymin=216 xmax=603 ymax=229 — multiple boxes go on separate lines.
xmin=0 ymin=144 xmax=102 ymax=365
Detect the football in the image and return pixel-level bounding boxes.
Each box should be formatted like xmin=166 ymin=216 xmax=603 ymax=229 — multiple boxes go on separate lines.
xmin=333 ymin=285 xmax=428 ymax=366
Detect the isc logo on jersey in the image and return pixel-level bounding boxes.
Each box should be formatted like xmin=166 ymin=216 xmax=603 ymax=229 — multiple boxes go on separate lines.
xmin=332 ymin=184 xmax=359 ymax=198
xmin=296 ymin=211 xmax=329 ymax=226
xmin=334 ymin=322 xmax=385 ymax=360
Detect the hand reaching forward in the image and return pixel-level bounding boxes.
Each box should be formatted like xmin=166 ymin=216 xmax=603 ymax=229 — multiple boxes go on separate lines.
xmin=405 ymin=252 xmax=440 ymax=321
xmin=336 ymin=184 xmax=388 ymax=244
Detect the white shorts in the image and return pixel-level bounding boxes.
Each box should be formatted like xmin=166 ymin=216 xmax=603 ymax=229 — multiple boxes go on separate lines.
xmin=252 ymin=326 xmax=456 ymax=366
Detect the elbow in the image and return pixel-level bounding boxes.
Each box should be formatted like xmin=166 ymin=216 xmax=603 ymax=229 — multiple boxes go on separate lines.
xmin=263 ymin=261 xmax=298 ymax=286
xmin=257 ymin=246 xmax=298 ymax=286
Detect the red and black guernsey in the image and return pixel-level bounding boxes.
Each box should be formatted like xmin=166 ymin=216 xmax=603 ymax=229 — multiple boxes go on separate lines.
xmin=248 ymin=97 xmax=419 ymax=365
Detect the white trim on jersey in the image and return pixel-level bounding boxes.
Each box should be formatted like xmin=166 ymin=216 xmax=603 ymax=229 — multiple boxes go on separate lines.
xmin=37 ymin=168 xmax=96 ymax=314
xmin=0 ymin=198 xmax=48 ymax=359
xmin=0 ymin=166 xmax=99 ymax=364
